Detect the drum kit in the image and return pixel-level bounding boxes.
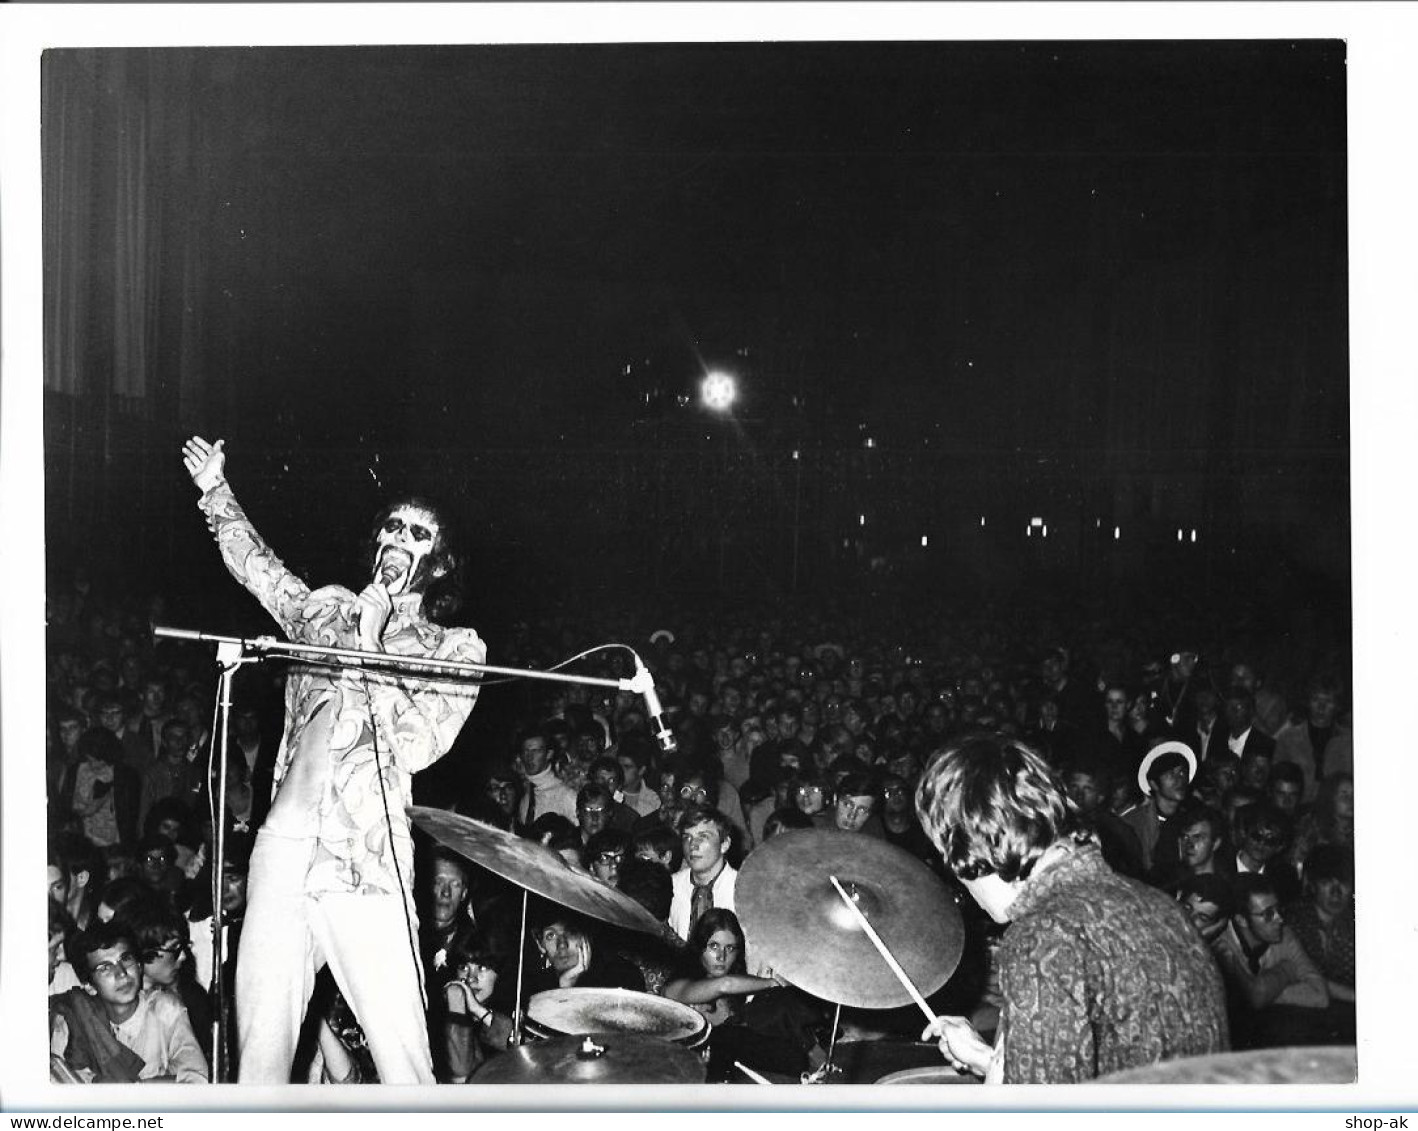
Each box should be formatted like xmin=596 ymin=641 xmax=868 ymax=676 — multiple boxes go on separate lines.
xmin=411 ymin=808 xmax=968 ymax=1086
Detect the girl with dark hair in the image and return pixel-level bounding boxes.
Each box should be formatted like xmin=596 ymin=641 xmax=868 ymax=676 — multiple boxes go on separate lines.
xmin=662 ymin=908 xmax=805 ymax=1083
xmin=438 ymin=925 xmax=514 ymax=1082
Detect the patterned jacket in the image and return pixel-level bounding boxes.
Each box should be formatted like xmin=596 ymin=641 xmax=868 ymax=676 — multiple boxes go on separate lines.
xmin=198 ymin=479 xmax=485 ymax=910
xmin=996 ymin=841 xmax=1228 ymax=1083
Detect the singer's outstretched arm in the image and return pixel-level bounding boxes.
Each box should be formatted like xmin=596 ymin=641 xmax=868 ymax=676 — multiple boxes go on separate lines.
xmin=183 ymin=435 xmax=318 ymax=640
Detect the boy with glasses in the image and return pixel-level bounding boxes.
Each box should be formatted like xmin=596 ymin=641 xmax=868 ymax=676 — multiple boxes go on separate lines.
xmin=50 ymin=920 xmax=208 ymax=1083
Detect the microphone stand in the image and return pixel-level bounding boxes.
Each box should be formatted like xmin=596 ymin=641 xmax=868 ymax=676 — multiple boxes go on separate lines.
xmin=154 ymin=625 xmax=673 ymax=1073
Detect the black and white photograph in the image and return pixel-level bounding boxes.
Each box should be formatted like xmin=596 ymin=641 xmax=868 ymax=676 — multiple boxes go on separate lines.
xmin=2 ymin=1 xmax=1414 ymax=1115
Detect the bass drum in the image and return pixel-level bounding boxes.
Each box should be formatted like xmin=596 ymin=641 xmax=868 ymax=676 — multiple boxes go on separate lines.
xmin=525 ymin=987 xmax=712 ymax=1062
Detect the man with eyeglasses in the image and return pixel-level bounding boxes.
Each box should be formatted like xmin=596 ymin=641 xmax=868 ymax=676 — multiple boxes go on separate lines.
xmin=668 ymin=804 xmax=737 ymax=942
xmin=1212 ymin=874 xmax=1328 ymax=1049
xmin=50 ymin=920 xmax=208 ymax=1083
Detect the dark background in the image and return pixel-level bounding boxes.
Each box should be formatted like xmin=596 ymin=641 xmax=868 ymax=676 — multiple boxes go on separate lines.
xmin=42 ymin=41 xmax=1349 ymax=636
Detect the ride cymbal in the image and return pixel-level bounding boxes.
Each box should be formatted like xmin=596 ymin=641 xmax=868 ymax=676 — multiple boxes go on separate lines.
xmin=736 ymin=828 xmax=963 ymax=1009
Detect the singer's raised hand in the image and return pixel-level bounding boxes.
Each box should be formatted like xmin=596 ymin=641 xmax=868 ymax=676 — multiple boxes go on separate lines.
xmin=182 ymin=436 xmax=226 ymax=492
xmin=354 ymin=581 xmax=393 ymax=651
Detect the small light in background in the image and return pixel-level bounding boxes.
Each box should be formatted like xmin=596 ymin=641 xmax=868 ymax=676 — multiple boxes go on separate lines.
xmin=1114 ymin=526 xmax=1121 ymax=540
xmin=920 ymin=535 xmax=929 ymax=548
xmin=859 ymin=514 xmax=866 ymax=527
xmin=1042 ymin=525 xmax=1049 ymax=538
xmin=1190 ymin=529 xmax=1197 ymax=543
xmin=1177 ymin=528 xmax=1184 ymax=542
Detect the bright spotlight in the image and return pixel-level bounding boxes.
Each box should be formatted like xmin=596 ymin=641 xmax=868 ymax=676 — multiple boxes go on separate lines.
xmin=700 ymin=372 xmax=737 ymax=413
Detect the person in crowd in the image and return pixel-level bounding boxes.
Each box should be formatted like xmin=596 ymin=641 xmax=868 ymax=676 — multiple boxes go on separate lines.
xmin=49 ymin=900 xmax=83 ymax=995
xmin=1288 ymin=772 xmax=1353 ymax=870
xmin=1061 ymin=754 xmax=1145 ymax=880
xmin=50 ymin=919 xmax=208 ymax=1083
xmin=662 ymin=908 xmax=798 ymax=1082
xmin=614 ymin=732 xmax=662 ymax=819
xmin=576 ymin=781 xmax=635 ymax=847
xmin=877 ymin=772 xmax=936 ymax=862
xmin=419 ymin=847 xmax=476 ymax=987
xmin=1282 ymin=844 xmax=1355 ymax=1038
xmin=1274 ymin=673 xmax=1352 ymax=803
xmin=668 ymin=804 xmax=738 ymax=942
xmin=58 ymin=727 xmax=142 ymax=851
xmin=1192 ymin=686 xmax=1225 ymax=766
xmin=588 ymin=756 xmax=643 ymax=828
xmin=633 ymin=825 xmax=683 ymax=875
xmin=1223 ymin=686 xmax=1276 ymax=764
xmin=814 ymin=771 xmax=884 ymax=837
xmin=138 ymin=719 xmax=204 ymax=831
xmin=437 ymin=925 xmax=514 ymax=1082
xmin=49 ymin=835 xmax=104 ymax=931
xmin=1120 ymin=742 xmax=1199 ymax=875
xmin=1227 ymin=660 xmax=1288 ymax=738
xmin=523 ymin=909 xmax=645 ymax=996
xmin=1152 ymin=806 xmax=1228 ymax=893
xmin=1211 ymin=874 xmax=1328 ymax=1050
xmin=515 ymin=726 xmax=578 ymax=825
xmin=1194 ymin=750 xmax=1240 ymax=811
xmin=1095 ymin=680 xmax=1147 ymax=784
xmin=915 ymin=734 xmax=1226 ymax=1084
xmin=478 ymin=764 xmax=524 ymax=834
xmin=1175 ymin=873 xmax=1234 ymax=946
xmin=182 ymin=434 xmax=486 ymax=1085
xmin=1266 ymin=762 xmax=1305 ymax=821
xmin=134 ymin=834 xmax=187 ymax=911
xmin=585 ymin=828 xmax=634 ymax=889
xmin=1227 ymin=803 xmax=1300 ymax=903
xmin=122 ymin=900 xmax=214 ymax=1065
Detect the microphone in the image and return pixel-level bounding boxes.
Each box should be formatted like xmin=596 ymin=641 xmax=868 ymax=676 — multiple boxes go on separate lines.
xmin=632 ymin=654 xmax=678 ymax=755
xmin=378 ymin=559 xmax=405 ymax=590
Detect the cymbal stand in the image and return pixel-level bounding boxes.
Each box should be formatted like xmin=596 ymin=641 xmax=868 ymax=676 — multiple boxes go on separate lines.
xmin=801 ymin=1001 xmax=844 ymax=1083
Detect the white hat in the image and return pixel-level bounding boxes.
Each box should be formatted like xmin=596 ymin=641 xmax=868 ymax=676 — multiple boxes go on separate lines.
xmin=649 ymin=629 xmax=676 ymax=646
xmin=1137 ymin=740 xmax=1198 ymax=796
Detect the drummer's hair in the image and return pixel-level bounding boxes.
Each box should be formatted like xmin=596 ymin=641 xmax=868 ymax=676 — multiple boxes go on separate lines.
xmin=915 ymin=732 xmax=1084 ymax=883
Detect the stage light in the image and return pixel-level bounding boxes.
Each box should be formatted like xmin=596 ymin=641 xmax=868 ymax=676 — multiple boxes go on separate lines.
xmin=859 ymin=514 xmax=866 ymax=527
xmin=1190 ymin=529 xmax=1197 ymax=543
xmin=1042 ymin=525 xmax=1049 ymax=538
xmin=1030 ymin=517 xmax=1044 ymax=527
xmin=1177 ymin=528 xmax=1184 ymax=542
xmin=980 ymin=516 xmax=986 ymax=527
xmin=700 ymin=371 xmax=737 ymax=413
xmin=1114 ymin=526 xmax=1121 ymax=540
xmin=921 ymin=535 xmax=929 ymax=548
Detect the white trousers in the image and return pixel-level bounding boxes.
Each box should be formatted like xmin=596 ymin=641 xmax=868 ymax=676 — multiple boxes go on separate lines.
xmin=235 ymin=829 xmax=432 ymax=1084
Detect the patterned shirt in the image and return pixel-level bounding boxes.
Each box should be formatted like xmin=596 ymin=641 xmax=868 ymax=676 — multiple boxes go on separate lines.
xmin=198 ymin=479 xmax=484 ymax=908
xmin=996 ymin=841 xmax=1228 ymax=1083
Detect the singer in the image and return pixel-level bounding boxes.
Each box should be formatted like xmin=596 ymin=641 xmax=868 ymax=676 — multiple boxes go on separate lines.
xmin=181 ymin=436 xmax=486 ymax=1083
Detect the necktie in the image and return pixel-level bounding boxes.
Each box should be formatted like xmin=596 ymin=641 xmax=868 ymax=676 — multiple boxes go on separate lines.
xmin=690 ymin=876 xmax=714 ymax=931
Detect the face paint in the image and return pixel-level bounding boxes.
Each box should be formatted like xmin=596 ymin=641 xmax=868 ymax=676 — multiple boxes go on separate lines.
xmin=373 ymin=506 xmax=441 ymax=596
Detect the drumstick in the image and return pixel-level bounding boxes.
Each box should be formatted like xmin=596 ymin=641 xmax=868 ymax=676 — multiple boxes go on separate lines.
xmin=828 ymin=874 xmax=937 ymax=1028
xmin=734 ymin=1061 xmax=774 ymax=1085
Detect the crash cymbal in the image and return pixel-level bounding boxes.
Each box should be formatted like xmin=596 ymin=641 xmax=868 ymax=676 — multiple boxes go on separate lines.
xmin=410 ymin=806 xmax=664 ymax=937
xmin=1096 ymin=1046 xmax=1357 ymax=1085
xmin=736 ymin=828 xmax=963 ymax=1009
xmin=471 ymin=1032 xmax=706 ymax=1085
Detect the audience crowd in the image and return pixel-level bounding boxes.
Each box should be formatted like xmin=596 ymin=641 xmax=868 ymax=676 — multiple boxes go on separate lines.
xmin=43 ymin=572 xmax=1355 ymax=1083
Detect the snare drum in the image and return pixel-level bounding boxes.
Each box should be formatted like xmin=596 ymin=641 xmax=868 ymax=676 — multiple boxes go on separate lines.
xmin=526 ymin=987 xmax=712 ymax=1061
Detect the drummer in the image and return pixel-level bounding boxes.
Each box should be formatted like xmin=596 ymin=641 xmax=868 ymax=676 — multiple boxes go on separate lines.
xmin=915 ymin=733 xmax=1228 ymax=1083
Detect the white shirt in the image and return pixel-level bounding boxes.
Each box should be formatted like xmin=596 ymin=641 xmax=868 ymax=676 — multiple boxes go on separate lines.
xmin=518 ymin=767 xmax=579 ymax=824
xmin=668 ymin=862 xmax=738 ymax=941
xmin=1227 ymin=726 xmax=1253 ymax=757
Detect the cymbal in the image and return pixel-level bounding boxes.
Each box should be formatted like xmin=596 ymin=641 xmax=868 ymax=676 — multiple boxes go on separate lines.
xmin=410 ymin=806 xmax=665 ymax=937
xmin=736 ymin=828 xmax=963 ymax=1009
xmin=471 ymin=1032 xmax=706 ymax=1085
xmin=1096 ymin=1046 xmax=1357 ymax=1085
